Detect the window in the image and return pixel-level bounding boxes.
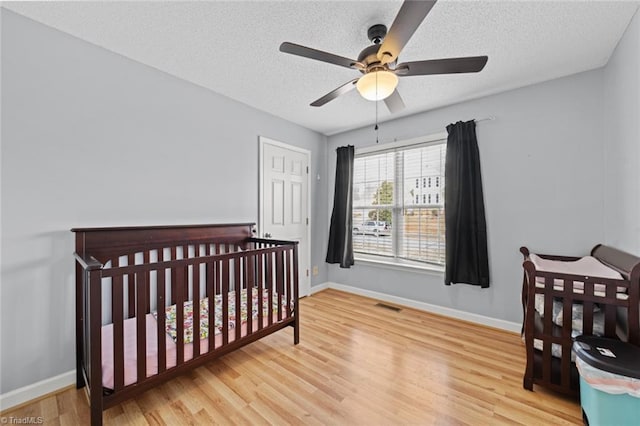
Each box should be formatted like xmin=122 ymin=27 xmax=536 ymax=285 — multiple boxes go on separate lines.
xmin=352 ymin=139 xmax=446 ymax=267
xmin=428 ymin=177 xmax=432 ymax=188
xmin=422 ymin=178 xmax=426 ymax=188
xmin=436 ymin=176 xmax=440 ymax=187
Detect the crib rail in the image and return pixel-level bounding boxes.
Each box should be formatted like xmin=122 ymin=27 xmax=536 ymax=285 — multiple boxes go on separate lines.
xmin=73 ymin=224 xmax=299 ymax=426
xmin=520 ymin=245 xmax=640 ymax=397
xmin=524 ymin=266 xmax=635 ymax=393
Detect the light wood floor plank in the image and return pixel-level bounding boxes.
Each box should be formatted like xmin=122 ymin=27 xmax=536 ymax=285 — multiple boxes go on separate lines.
xmin=1 ymin=289 xmax=582 ymax=425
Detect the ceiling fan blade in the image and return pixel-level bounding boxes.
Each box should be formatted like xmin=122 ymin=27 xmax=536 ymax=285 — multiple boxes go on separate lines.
xmin=310 ymin=78 xmax=359 ymax=107
xmin=384 ymin=90 xmax=405 ymax=114
xmin=280 ymin=42 xmax=363 ymax=70
xmin=377 ymin=0 xmax=437 ymax=65
xmin=395 ymin=56 xmax=488 ymax=76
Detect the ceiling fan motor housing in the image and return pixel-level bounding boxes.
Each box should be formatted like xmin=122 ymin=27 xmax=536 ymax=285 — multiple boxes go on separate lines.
xmin=358 ymin=24 xmax=396 ymax=73
xmin=367 ymin=24 xmax=387 ymax=44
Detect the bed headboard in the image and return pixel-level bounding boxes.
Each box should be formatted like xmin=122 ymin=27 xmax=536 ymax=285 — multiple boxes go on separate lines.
xmin=72 ymin=223 xmax=255 ymax=265
xmin=591 ymin=244 xmax=640 ymax=281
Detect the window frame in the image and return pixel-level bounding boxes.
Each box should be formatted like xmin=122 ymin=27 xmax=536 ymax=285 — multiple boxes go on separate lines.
xmin=353 ymin=132 xmax=448 ymax=273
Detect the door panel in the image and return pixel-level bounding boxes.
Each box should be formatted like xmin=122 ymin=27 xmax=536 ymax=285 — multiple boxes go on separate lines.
xmin=260 ymin=138 xmax=310 ymax=297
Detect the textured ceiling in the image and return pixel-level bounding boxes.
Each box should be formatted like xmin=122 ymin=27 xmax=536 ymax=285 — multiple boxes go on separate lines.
xmin=3 ymin=1 xmax=639 ymax=136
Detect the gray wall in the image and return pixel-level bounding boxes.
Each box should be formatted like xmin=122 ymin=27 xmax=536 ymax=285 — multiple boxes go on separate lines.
xmin=0 ymin=10 xmax=328 ymax=394
xmin=603 ymin=9 xmax=640 ymax=254
xmin=327 ymin=69 xmax=606 ymax=324
xmin=3 ymin=5 xmax=639 ymax=397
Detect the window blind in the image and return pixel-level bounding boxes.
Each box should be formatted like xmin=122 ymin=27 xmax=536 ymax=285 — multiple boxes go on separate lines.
xmin=352 ymin=140 xmax=446 ymax=266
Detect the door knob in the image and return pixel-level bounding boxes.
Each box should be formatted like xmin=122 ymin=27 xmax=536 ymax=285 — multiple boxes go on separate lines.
xmin=265 ymin=233 xmax=272 ymax=238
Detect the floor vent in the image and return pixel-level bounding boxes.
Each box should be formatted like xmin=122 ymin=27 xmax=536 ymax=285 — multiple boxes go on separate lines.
xmin=375 ymin=302 xmax=402 ymax=312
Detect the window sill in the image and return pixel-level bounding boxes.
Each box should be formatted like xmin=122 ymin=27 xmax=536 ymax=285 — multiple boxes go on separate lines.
xmin=354 ymin=254 xmax=444 ymax=276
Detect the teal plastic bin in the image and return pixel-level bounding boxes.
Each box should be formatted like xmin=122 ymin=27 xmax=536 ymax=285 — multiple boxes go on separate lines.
xmin=574 ymin=336 xmax=640 ymax=426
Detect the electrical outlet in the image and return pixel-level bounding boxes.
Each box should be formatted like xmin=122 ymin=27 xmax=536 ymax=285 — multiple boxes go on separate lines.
xmin=312 ymin=265 xmax=319 ymax=276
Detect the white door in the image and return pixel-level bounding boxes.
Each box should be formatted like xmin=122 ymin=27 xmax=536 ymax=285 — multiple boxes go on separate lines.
xmin=259 ymin=137 xmax=311 ymax=297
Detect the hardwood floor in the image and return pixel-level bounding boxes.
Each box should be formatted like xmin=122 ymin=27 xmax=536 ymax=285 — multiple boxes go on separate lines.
xmin=2 ymin=289 xmax=582 ymax=425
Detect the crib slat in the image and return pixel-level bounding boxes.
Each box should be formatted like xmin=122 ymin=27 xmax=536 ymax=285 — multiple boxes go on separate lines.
xmin=244 ymin=256 xmax=252 ymax=336
xmin=235 ymin=256 xmax=242 ymax=342
xmin=157 ymin=251 xmax=166 ymax=374
xmin=214 ymin=244 xmax=221 ymax=294
xmin=604 ymin=282 xmax=617 ymax=337
xmin=583 ymin=280 xmax=595 ymax=336
xmin=192 ymin=255 xmax=200 ymax=359
xmin=222 ymin=258 xmax=230 ymax=345
xmin=266 ymin=251 xmax=273 ymax=327
xmin=247 ymin=251 xmax=255 ymax=288
xmin=136 ymin=272 xmax=147 ymax=383
xmin=112 ymin=273 xmax=125 ymax=391
xmin=175 ymin=264 xmax=185 ymax=366
xmin=560 ymin=279 xmax=572 ymax=389
xmin=276 ymin=251 xmax=284 ymax=321
xmin=170 ymin=247 xmax=177 ymax=306
xmin=183 ymin=246 xmax=190 ymax=296
xmin=207 ymin=259 xmax=215 ymax=352
xmin=144 ymin=251 xmax=151 ymax=314
xmin=542 ymin=277 xmax=553 ymax=384
xmin=128 ymin=254 xmax=135 ymax=319
xmin=257 ymin=253 xmax=264 ymax=331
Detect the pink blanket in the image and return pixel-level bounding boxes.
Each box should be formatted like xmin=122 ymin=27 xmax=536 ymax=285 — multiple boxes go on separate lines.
xmin=101 ymin=312 xmax=282 ymax=389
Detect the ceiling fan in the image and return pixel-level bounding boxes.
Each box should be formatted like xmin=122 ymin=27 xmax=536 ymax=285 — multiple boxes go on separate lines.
xmin=279 ymin=0 xmax=488 ymax=113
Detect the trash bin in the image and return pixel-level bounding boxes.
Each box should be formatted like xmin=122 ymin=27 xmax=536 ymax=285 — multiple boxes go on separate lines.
xmin=574 ymin=335 xmax=640 ymax=426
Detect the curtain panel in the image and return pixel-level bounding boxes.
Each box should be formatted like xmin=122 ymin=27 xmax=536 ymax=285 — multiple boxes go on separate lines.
xmin=326 ymin=145 xmax=355 ymax=268
xmin=444 ymin=120 xmax=490 ymax=288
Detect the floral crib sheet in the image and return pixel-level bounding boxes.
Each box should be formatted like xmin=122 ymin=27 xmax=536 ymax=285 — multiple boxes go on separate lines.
xmin=153 ymin=288 xmax=287 ymax=344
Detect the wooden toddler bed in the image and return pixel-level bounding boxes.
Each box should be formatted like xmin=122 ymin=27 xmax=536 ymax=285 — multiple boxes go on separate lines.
xmin=520 ymin=244 xmax=640 ymax=396
xmin=73 ymin=223 xmax=299 ymax=425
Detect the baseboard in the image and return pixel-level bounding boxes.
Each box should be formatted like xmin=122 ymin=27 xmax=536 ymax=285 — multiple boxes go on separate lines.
xmin=320 ymin=281 xmax=521 ymax=334
xmin=309 ymin=282 xmax=329 ymax=295
xmin=0 ymin=370 xmax=75 ymax=412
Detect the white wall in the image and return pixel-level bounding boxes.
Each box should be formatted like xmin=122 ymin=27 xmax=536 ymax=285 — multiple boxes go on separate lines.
xmin=327 ymin=69 xmax=606 ymax=324
xmin=603 ymin=9 xmax=640 ymax=254
xmin=0 ymin=10 xmax=328 ymax=395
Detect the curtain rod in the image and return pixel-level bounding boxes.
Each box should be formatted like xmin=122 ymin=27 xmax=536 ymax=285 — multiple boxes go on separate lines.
xmin=474 ymin=115 xmax=496 ymax=123
xmin=354 ymin=115 xmax=496 ymax=153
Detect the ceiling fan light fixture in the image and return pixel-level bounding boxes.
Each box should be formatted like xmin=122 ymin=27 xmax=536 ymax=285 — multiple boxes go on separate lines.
xmin=356 ymin=70 xmax=398 ymax=101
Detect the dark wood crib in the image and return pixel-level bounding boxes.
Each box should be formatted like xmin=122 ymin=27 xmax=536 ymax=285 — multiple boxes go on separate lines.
xmin=73 ymin=223 xmax=299 ymax=425
xmin=520 ymin=244 xmax=640 ymax=397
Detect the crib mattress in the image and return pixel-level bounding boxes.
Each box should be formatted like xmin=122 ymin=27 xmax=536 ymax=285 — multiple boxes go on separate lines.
xmin=101 ymin=289 xmax=288 ymax=389
xmin=530 ymin=254 xmax=626 ymax=294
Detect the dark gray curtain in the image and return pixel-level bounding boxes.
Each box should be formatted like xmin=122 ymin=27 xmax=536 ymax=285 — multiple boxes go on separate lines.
xmin=444 ymin=120 xmax=490 ymax=288
xmin=326 ymin=145 xmax=354 ymax=268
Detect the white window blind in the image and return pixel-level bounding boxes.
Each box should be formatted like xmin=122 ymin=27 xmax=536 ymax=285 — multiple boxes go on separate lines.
xmin=352 ymin=140 xmax=446 ymax=266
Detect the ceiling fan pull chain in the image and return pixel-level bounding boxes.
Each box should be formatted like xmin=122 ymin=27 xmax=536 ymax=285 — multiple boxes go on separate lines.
xmin=375 ymin=107 xmax=379 ymax=143
xmin=375 ymin=72 xmax=379 ymax=143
